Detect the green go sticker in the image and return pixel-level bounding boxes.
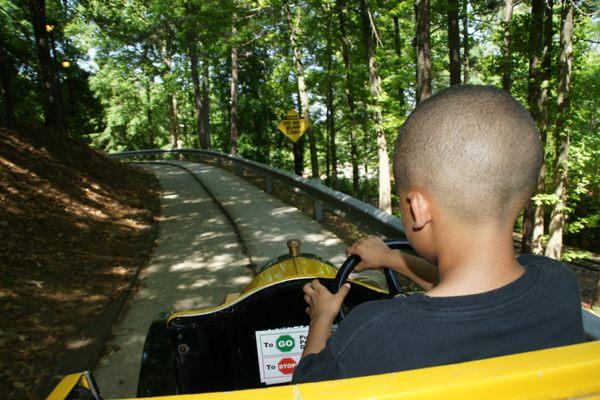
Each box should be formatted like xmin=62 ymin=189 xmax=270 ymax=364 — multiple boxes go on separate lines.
xmin=276 ymin=335 xmax=295 ymax=352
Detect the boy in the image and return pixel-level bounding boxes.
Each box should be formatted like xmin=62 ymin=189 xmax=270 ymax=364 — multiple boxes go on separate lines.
xmin=292 ymin=85 xmax=585 ymax=383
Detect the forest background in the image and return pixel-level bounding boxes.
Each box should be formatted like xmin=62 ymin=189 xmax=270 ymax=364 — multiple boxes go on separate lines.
xmin=1 ymin=0 xmax=598 ymax=260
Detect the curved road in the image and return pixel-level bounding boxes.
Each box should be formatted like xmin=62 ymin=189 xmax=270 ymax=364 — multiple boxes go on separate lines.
xmin=93 ymin=161 xmax=350 ymax=398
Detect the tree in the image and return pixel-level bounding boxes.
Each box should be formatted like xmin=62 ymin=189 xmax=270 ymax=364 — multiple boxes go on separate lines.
xmin=540 ymin=0 xmax=554 ymax=134
xmin=28 ymin=0 xmax=66 ymax=131
xmin=230 ymin=13 xmax=239 ymax=155
xmin=359 ymin=0 xmax=391 ymax=213
xmin=521 ymin=0 xmax=547 ymax=254
xmin=188 ymin=35 xmax=210 ymax=149
xmin=392 ymin=15 xmax=406 ymax=104
xmin=447 ymin=0 xmax=462 ymax=85
xmin=0 ymin=25 xmax=16 ymax=126
xmin=501 ymin=0 xmax=513 ymax=91
xmin=324 ymin=7 xmax=337 ymax=188
xmin=284 ymin=1 xmax=318 ymax=178
xmin=162 ymin=42 xmax=181 ymax=150
xmin=545 ymin=0 xmax=574 ymax=260
xmin=336 ymin=0 xmax=360 ymax=196
xmin=201 ymin=62 xmax=211 ymax=148
xmin=415 ymin=0 xmax=432 ymax=102
xmin=461 ymin=0 xmax=469 ymax=83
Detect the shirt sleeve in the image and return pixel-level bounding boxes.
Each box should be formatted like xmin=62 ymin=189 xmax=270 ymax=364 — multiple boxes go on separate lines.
xmin=291 ymin=345 xmax=340 ymax=383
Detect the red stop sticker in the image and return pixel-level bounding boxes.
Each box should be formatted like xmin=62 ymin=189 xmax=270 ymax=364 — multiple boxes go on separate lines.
xmin=277 ymin=357 xmax=297 ymax=375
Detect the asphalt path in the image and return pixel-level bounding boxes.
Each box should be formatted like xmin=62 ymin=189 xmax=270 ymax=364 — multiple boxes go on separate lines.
xmin=93 ymin=161 xmax=350 ymax=398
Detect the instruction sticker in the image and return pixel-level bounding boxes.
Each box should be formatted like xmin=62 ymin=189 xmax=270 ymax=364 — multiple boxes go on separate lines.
xmin=255 ymin=326 xmax=308 ymax=385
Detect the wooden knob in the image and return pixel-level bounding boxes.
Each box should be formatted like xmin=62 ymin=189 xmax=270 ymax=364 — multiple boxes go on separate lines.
xmin=287 ymin=239 xmax=302 ymax=257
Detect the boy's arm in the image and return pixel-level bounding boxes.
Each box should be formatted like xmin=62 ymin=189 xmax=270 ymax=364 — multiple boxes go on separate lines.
xmin=299 ymin=238 xmax=438 ymax=359
xmin=347 ymin=236 xmax=438 ymax=290
xmin=302 ymin=315 xmax=334 ymax=357
xmin=301 ymin=279 xmax=350 ymax=358
xmin=388 ymin=250 xmax=438 ymax=290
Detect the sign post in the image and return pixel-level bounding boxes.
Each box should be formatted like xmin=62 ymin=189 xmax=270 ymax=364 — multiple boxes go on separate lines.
xmin=277 ymin=109 xmax=309 ymax=143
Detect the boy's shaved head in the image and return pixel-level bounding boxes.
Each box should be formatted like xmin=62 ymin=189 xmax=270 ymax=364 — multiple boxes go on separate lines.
xmin=394 ymin=85 xmax=542 ymax=223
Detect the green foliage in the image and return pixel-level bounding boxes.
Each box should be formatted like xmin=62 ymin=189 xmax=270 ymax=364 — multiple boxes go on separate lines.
xmin=0 ymin=0 xmax=103 ymax=136
xmin=561 ymin=249 xmax=593 ymax=262
xmin=1 ymin=0 xmax=598 ymax=250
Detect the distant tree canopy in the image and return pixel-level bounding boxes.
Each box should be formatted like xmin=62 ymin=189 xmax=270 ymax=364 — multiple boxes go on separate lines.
xmin=0 ymin=0 xmax=598 ymax=258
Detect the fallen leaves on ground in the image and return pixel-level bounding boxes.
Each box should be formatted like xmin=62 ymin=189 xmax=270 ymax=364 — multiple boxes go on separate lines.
xmin=0 ymin=125 xmax=160 ymax=400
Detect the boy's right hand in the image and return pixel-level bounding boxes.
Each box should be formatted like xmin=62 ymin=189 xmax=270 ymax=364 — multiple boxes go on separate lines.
xmin=346 ymin=236 xmax=399 ymax=272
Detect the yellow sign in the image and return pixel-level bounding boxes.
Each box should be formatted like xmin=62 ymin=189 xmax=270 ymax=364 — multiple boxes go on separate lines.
xmin=278 ymin=110 xmax=309 ymax=143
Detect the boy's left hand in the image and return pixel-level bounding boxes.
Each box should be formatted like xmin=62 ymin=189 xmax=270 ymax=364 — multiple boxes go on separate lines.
xmin=303 ymin=279 xmax=351 ymax=322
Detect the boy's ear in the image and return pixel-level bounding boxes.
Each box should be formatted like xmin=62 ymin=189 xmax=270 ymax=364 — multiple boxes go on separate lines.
xmin=407 ymin=191 xmax=432 ymax=231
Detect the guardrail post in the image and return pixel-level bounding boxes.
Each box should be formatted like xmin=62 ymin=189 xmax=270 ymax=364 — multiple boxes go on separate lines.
xmin=265 ymin=177 xmax=273 ymax=194
xmin=313 ymin=201 xmax=324 ymax=222
xmin=235 ymin=164 xmax=243 ymax=176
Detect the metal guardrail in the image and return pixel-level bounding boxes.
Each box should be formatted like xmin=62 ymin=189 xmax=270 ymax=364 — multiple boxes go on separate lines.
xmin=110 ymin=148 xmax=406 ymax=238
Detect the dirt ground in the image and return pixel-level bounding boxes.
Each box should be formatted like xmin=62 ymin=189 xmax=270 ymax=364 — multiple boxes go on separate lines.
xmin=0 ymin=125 xmax=160 ymax=400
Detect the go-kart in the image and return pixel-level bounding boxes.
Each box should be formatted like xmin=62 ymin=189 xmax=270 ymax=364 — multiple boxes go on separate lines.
xmin=46 ymin=240 xmax=600 ymax=400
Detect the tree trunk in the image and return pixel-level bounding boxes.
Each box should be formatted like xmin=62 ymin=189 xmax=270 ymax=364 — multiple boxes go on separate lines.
xmin=146 ymin=80 xmax=152 ymax=126
xmin=415 ymin=0 xmax=432 ymax=103
xmin=326 ymin=15 xmax=337 ymax=188
xmin=56 ymin=25 xmax=73 ymax=126
xmin=447 ymin=0 xmax=462 ymax=85
xmin=229 ymin=45 xmax=239 ymax=154
xmin=230 ymin=17 xmax=239 ymax=155
xmin=545 ymin=0 xmax=573 ymax=260
xmin=169 ymin=93 xmax=181 ymax=149
xmin=462 ymin=0 xmax=470 ymax=84
xmin=163 ymin=47 xmax=180 ymax=150
xmin=28 ymin=0 xmax=66 ymax=131
xmin=284 ymin=2 xmax=319 ymax=178
xmin=337 ymin=0 xmax=360 ymax=196
xmin=325 ymin=134 xmax=331 ymax=183
xmin=48 ymin=34 xmax=67 ymax=125
xmin=540 ymin=0 xmax=554 ymax=136
xmin=146 ymin=78 xmax=154 ymax=147
xmin=521 ymin=0 xmax=546 ymax=254
xmin=530 ymin=0 xmax=555 ymax=255
xmin=362 ymin=155 xmax=370 ymax=201
xmin=502 ymin=0 xmax=514 ymax=91
xmin=0 ymin=27 xmax=16 ymax=126
xmin=189 ymin=40 xmax=209 ymax=150
xmin=201 ymin=63 xmax=211 ymax=148
xmin=392 ymin=15 xmax=406 ymax=105
xmin=359 ymin=0 xmax=392 ymax=214
xmin=293 ymin=138 xmax=305 ymax=176
xmin=527 ymin=0 xmax=545 ymax=105
xmin=528 ymin=0 xmax=556 ymax=252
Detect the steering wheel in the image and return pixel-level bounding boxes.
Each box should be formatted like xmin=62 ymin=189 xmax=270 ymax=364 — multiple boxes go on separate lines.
xmin=333 ymin=239 xmax=413 ymax=320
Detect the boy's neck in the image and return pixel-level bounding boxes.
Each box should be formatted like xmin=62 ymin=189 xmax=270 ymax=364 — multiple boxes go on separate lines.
xmin=426 ymin=225 xmax=524 ymax=297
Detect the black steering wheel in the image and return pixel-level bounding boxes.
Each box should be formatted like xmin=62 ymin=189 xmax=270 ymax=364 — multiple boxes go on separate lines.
xmin=333 ymin=239 xmax=413 ymax=320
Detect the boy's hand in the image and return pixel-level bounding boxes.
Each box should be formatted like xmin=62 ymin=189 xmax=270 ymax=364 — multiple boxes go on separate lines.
xmin=303 ymin=279 xmax=351 ymax=322
xmin=346 ymin=236 xmax=397 ymax=272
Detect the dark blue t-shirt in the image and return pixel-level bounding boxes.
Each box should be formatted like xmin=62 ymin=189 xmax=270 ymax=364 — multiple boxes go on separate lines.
xmin=292 ymin=255 xmax=586 ymax=383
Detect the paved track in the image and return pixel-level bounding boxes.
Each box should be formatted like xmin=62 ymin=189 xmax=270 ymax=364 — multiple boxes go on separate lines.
xmin=93 ymin=161 xmax=349 ymax=398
